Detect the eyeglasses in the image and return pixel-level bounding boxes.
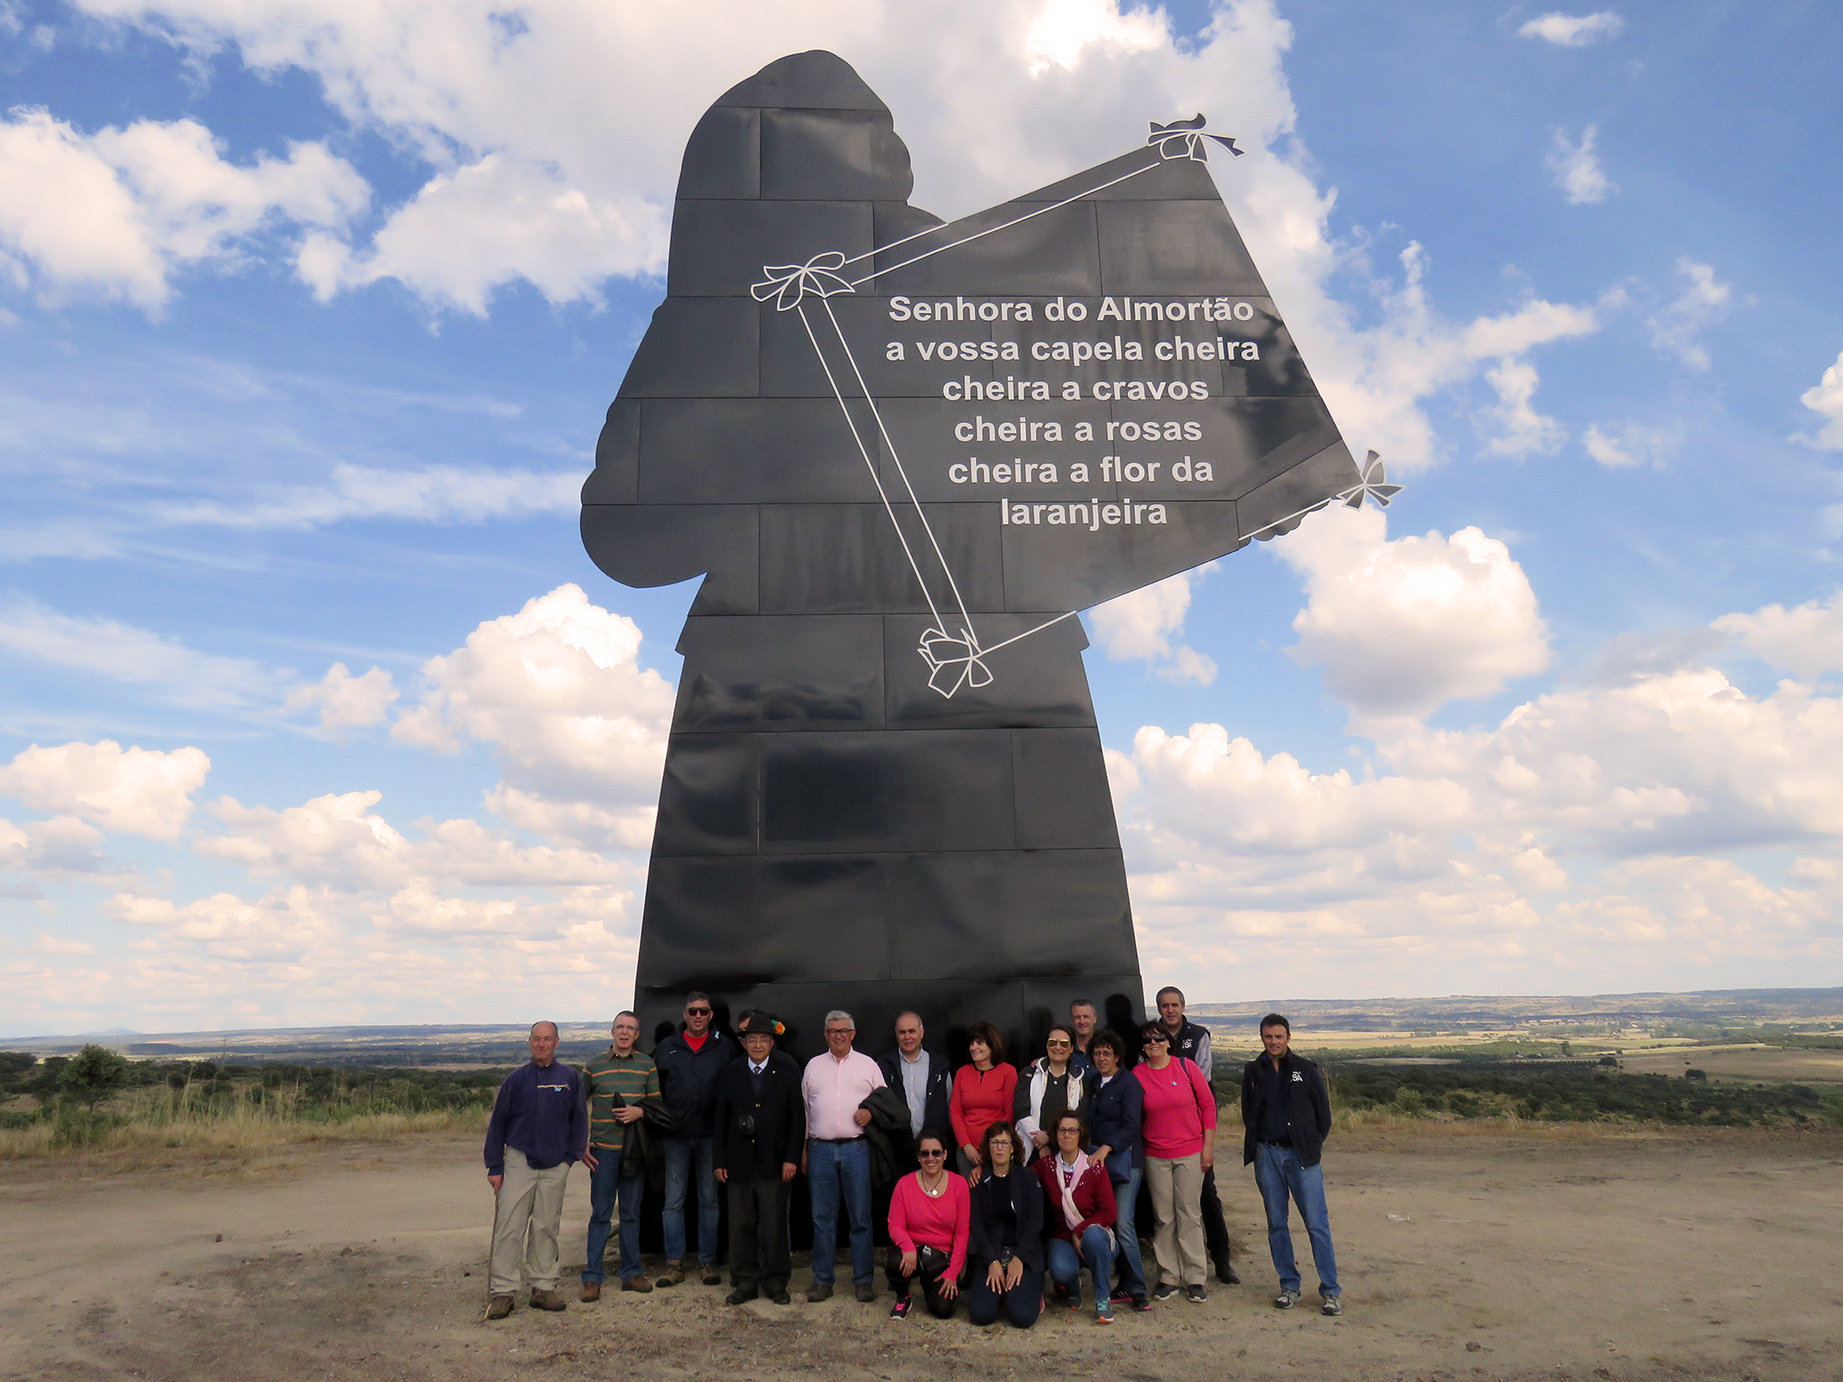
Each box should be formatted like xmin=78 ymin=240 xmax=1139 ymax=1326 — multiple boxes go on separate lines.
xmin=826 ymin=1029 xmax=852 ymax=1038
xmin=685 ymin=1007 xmax=711 ymax=1016
xmin=917 ymin=1148 xmax=947 ymax=1159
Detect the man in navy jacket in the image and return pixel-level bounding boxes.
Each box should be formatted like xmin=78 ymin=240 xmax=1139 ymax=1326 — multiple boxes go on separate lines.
xmin=482 ymin=1021 xmax=586 ymax=1320
xmin=1240 ymin=1013 xmax=1340 ymax=1315
xmin=652 ymin=991 xmax=735 ymax=1286
xmin=876 ymin=1010 xmax=952 ymax=1167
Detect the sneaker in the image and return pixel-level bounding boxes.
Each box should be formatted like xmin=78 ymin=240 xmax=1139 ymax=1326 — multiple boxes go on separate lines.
xmin=701 ymin=1266 xmax=722 ymax=1286
xmin=1109 ymin=1287 xmax=1135 ymax=1305
xmin=620 ymin=1276 xmax=653 ymax=1294
xmin=889 ymin=1297 xmax=913 ymax=1319
xmin=1067 ymin=1287 xmax=1082 ymax=1311
xmin=1274 ymin=1289 xmax=1301 ymax=1310
xmin=656 ymin=1262 xmax=685 ymax=1288
xmin=855 ymin=1282 xmax=877 ymax=1304
xmin=807 ymin=1282 xmax=834 ymax=1303
xmin=1052 ymin=1281 xmax=1069 ymax=1304
xmin=725 ymin=1287 xmax=758 ymax=1306
xmin=579 ymin=1280 xmax=601 ymax=1303
xmin=1321 ymin=1296 xmax=1342 ymax=1316
xmin=1131 ymin=1294 xmax=1151 ymax=1313
xmin=1184 ymin=1284 xmax=1206 ymax=1304
xmin=528 ymin=1288 xmax=568 ymax=1312
xmin=1152 ymin=1283 xmax=1180 ymax=1302
xmin=1095 ymin=1303 xmax=1114 ymax=1325
xmin=483 ymin=1295 xmax=514 ymax=1321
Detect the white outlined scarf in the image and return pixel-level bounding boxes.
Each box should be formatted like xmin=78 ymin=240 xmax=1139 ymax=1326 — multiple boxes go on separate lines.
xmin=1056 ymin=1151 xmax=1092 ymax=1231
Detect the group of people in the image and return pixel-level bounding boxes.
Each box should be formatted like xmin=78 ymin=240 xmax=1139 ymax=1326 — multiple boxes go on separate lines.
xmin=481 ymin=988 xmax=1341 ymax=1329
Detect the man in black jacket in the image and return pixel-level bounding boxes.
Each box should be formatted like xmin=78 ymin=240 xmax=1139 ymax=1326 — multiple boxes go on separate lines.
xmin=1240 ymin=1013 xmax=1340 ymax=1316
xmin=712 ymin=1011 xmax=804 ymax=1305
xmin=653 ymin=991 xmax=735 ymax=1286
xmin=876 ymin=1011 xmax=952 ymax=1171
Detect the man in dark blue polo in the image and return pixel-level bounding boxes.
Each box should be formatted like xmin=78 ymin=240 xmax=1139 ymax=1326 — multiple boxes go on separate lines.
xmin=483 ymin=1021 xmax=585 ymax=1320
xmin=653 ymin=991 xmax=732 ymax=1287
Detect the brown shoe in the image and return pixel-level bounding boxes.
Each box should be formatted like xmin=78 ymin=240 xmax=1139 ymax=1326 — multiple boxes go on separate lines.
xmin=701 ymin=1266 xmax=722 ymax=1286
xmin=580 ymin=1281 xmax=601 ymax=1303
xmin=484 ymin=1295 xmax=514 ymax=1321
xmin=621 ymin=1276 xmax=653 ymax=1294
xmin=528 ymin=1289 xmax=568 ymax=1312
xmin=656 ymin=1261 xmax=685 ymax=1288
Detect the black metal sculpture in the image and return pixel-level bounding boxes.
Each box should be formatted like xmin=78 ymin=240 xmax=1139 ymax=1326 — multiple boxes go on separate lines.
xmin=581 ymin=51 xmax=1384 ymax=1058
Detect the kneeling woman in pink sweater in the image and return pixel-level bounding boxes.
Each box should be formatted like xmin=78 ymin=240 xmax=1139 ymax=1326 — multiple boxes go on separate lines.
xmin=886 ymin=1129 xmax=970 ymax=1319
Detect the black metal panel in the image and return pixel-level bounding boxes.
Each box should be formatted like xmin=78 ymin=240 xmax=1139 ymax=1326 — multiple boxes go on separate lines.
xmin=619 ymin=299 xmax=759 ymax=398
xmin=652 ymin=733 xmax=757 ymax=857
xmin=675 ymin=614 xmax=885 ymax=732
xmin=761 ymin=731 xmax=1017 ymax=854
xmin=1011 ymin=729 xmax=1122 ymax=850
xmin=585 ymin=51 xmax=1370 ymax=1043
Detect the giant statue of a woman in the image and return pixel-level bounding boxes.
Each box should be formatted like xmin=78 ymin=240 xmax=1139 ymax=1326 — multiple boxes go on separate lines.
xmin=581 ymin=51 xmax=1375 ymax=1056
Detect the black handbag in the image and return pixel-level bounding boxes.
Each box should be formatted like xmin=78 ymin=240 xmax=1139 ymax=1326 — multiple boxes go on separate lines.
xmin=916 ymin=1244 xmax=950 ymax=1278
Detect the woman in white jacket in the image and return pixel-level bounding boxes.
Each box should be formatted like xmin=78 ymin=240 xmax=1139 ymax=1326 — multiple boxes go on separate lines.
xmin=1013 ymin=1026 xmax=1095 ymax=1163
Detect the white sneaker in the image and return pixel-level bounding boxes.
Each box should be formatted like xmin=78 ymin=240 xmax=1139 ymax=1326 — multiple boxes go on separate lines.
xmin=1273 ymin=1289 xmax=1300 ymax=1310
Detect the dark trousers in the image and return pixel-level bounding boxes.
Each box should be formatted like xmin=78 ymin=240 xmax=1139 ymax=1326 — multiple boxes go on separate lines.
xmin=966 ymin=1261 xmax=1044 ymax=1328
xmin=727 ymin=1166 xmax=791 ymax=1293
xmin=1201 ymin=1165 xmax=1232 ymax=1266
xmin=885 ymin=1246 xmax=956 ymax=1318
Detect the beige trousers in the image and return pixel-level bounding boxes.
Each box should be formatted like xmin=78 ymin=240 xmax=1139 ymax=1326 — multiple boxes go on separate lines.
xmin=489 ymin=1152 xmax=570 ymax=1296
xmin=1144 ymin=1153 xmax=1207 ymax=1287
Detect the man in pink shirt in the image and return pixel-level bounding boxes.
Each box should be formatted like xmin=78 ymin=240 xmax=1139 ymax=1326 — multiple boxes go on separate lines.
xmin=800 ymin=1010 xmax=887 ymax=1302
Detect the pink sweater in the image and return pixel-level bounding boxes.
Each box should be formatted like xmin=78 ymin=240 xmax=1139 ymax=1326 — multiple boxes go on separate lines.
xmin=1134 ymin=1056 xmax=1217 ymax=1160
xmin=888 ymin=1171 xmax=972 ymax=1278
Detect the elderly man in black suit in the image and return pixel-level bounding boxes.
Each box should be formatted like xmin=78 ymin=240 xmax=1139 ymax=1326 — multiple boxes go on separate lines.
xmin=713 ymin=1010 xmax=806 ymax=1305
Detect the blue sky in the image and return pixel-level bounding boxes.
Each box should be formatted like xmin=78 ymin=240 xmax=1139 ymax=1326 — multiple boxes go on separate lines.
xmin=3 ymin=0 xmax=1841 ymax=1035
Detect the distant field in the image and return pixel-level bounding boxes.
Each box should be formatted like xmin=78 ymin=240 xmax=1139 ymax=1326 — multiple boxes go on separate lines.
xmin=1613 ymin=1043 xmax=1843 ymax=1085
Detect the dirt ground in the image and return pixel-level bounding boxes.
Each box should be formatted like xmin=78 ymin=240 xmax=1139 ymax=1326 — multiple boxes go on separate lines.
xmin=4 ymin=1125 xmax=1841 ymax=1382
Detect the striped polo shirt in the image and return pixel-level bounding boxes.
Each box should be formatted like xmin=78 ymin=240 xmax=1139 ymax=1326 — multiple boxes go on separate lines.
xmin=580 ymin=1048 xmax=659 ymax=1151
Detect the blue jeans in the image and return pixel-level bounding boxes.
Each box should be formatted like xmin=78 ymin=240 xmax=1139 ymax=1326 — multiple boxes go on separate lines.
xmin=1253 ymin=1142 xmax=1340 ymax=1296
xmin=1109 ymin=1166 xmax=1148 ymax=1296
xmin=807 ymin=1138 xmax=874 ymax=1285
xmin=1046 ymin=1225 xmax=1114 ymax=1307
xmin=581 ymin=1146 xmax=644 ymax=1284
xmin=663 ymin=1136 xmax=719 ymax=1266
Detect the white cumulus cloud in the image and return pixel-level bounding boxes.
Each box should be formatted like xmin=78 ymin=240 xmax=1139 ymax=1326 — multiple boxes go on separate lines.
xmin=285 ymin=662 xmax=399 ymax=733
xmin=0 ymin=107 xmax=367 ymax=311
xmin=0 ymin=739 xmax=209 ymax=838
xmin=1546 ymin=124 xmax=1616 ymax=205
xmin=1793 ymin=349 xmax=1843 ymax=451
xmin=1518 ymin=11 xmax=1624 ymax=46
xmin=1278 ymin=505 xmax=1551 ymax=721
xmin=1715 ymin=590 xmax=1843 ymax=683
xmin=1088 ymin=565 xmax=1218 ymax=684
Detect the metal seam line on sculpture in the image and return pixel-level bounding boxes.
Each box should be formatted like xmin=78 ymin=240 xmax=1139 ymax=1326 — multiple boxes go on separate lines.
xmin=747 ymin=116 xmax=1400 ymax=696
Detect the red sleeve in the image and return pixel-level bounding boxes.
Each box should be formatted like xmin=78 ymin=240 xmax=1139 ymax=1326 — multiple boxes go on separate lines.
xmin=888 ymin=1175 xmax=918 ymax=1254
xmin=1187 ymin=1058 xmax=1217 ymax=1131
xmin=948 ymin=1176 xmax=971 ymax=1279
xmin=950 ymin=1070 xmax=971 ymax=1149
xmin=998 ymin=1063 xmax=1018 ymax=1112
xmin=1076 ymin=1167 xmax=1117 ymax=1233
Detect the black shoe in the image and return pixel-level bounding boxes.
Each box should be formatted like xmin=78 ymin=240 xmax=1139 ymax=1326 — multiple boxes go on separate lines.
xmin=854 ymin=1282 xmax=877 ymax=1304
xmin=1131 ymin=1294 xmax=1151 ymax=1312
xmin=725 ymin=1287 xmax=758 ymax=1306
xmin=1152 ymin=1283 xmax=1179 ymax=1301
xmin=769 ymin=1288 xmax=791 ymax=1305
xmin=889 ymin=1297 xmax=913 ymax=1319
xmin=1215 ymin=1258 xmax=1240 ymax=1285
xmin=806 ymin=1282 xmax=834 ymax=1303
xmin=1185 ymin=1284 xmax=1207 ymax=1304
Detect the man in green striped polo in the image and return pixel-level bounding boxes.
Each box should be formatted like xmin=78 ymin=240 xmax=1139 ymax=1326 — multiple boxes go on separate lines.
xmin=579 ymin=1011 xmax=658 ymax=1300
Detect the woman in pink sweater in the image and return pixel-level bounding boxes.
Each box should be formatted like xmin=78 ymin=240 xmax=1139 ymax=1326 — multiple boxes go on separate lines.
xmin=1133 ymin=1021 xmax=1217 ymax=1301
xmin=886 ymin=1130 xmax=971 ymax=1319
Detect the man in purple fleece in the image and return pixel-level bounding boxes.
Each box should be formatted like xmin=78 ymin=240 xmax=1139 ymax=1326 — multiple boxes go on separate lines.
xmin=483 ymin=1021 xmax=586 ymax=1320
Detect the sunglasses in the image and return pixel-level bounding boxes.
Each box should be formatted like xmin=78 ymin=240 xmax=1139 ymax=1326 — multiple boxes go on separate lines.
xmin=917 ymin=1148 xmax=947 ymax=1159
xmin=1046 ymin=1039 xmax=1072 ymax=1048
xmin=1142 ymin=1035 xmax=1168 ymax=1044
xmin=686 ymin=1007 xmax=712 ymax=1016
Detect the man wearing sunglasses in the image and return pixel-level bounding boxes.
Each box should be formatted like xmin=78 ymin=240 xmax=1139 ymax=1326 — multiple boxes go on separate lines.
xmin=653 ymin=992 xmax=732 ymax=1288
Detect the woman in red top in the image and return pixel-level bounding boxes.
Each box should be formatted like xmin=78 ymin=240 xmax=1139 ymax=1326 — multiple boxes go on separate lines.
xmin=1032 ymin=1111 xmax=1119 ymax=1324
xmin=950 ymin=1022 xmax=1017 ymax=1177
xmin=886 ymin=1130 xmax=971 ymax=1319
xmin=1133 ymin=1021 xmax=1217 ymax=1302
